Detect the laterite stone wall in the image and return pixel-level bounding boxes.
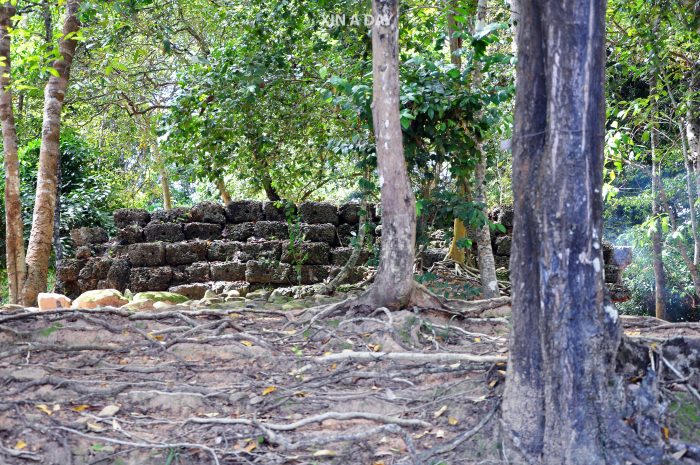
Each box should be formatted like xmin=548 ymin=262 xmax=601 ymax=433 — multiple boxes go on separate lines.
xmin=56 ymin=201 xmax=376 ymax=299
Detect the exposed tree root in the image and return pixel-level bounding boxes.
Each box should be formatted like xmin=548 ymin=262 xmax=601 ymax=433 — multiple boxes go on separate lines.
xmin=305 ymin=282 xmax=486 ymax=325
xmin=0 ymin=301 xmax=696 ymax=464
xmin=313 ymin=350 xmax=507 ymax=364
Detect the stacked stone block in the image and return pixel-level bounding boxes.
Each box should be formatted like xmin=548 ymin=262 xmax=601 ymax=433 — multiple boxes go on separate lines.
xmin=488 ymin=205 xmax=631 ymax=302
xmin=57 ymin=201 xmax=376 ymax=299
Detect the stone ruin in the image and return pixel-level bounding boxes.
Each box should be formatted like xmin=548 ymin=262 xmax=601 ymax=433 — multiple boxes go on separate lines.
xmin=56 ymin=201 xmax=632 ymax=303
xmin=56 ymin=201 xmax=377 ymax=301
xmin=489 ymin=206 xmax=633 ymax=302
xmin=420 ymin=206 xmax=633 ymax=302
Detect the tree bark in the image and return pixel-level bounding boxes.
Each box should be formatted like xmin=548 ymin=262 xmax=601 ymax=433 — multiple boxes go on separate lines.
xmin=21 ymin=0 xmax=81 ymax=306
xmin=159 ymin=169 xmax=172 ymax=210
xmin=151 ymin=141 xmax=172 ymax=210
xmin=261 ymin=170 xmax=281 ymax=202
xmin=0 ymin=2 xmax=26 ymax=305
xmin=651 ymin=147 xmax=668 ymax=321
xmin=44 ymin=0 xmax=64 ymax=281
xmin=474 ymin=148 xmax=499 ymax=298
xmin=680 ymin=114 xmax=699 ymax=266
xmin=216 ymin=178 xmax=232 ymax=203
xmin=444 ymin=0 xmax=470 ymax=266
xmin=661 ymin=70 xmax=700 ymax=267
xmin=445 ymin=185 xmax=471 ymax=264
xmin=501 ymin=1 xmax=662 ymax=463
xmin=358 ymin=0 xmax=417 ymax=309
xmin=655 ymin=160 xmax=700 ymax=317
xmin=649 ymin=81 xmax=669 ymax=321
xmin=472 ymin=0 xmax=499 ymax=299
xmin=53 ymin=159 xmax=63 ymax=264
xmin=688 ymin=66 xmax=700 ymax=263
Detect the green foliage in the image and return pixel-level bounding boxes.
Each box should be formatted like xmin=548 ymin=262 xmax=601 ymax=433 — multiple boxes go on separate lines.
xmin=0 ymin=132 xmax=123 ymax=263
xmin=282 ymin=203 xmax=309 ymax=284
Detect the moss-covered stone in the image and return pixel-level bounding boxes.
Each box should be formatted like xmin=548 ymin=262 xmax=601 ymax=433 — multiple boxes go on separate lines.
xmin=71 ymin=289 xmax=129 ymax=309
xmin=132 ymin=291 xmax=189 ymax=304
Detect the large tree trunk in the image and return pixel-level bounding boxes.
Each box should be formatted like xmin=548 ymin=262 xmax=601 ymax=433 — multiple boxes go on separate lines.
xmin=21 ymin=0 xmax=81 ymax=306
xmin=472 ymin=0 xmax=499 ymax=299
xmin=501 ymin=1 xmax=661 ymax=463
xmin=362 ymin=0 xmax=416 ymax=308
xmin=0 ymin=2 xmax=26 ymax=305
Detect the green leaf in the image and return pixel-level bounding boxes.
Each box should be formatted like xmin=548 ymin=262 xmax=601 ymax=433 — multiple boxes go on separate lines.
xmin=38 ymin=323 xmax=63 ymax=337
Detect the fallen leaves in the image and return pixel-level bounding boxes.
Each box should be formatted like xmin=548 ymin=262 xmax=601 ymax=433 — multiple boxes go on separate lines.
xmin=367 ymin=343 xmax=382 ymax=352
xmin=36 ymin=404 xmax=59 ymax=416
xmin=97 ymin=405 xmax=120 ymax=417
xmin=87 ymin=421 xmax=105 ymax=432
xmin=262 ymin=386 xmax=277 ymax=396
xmin=433 ymin=405 xmax=448 ymax=418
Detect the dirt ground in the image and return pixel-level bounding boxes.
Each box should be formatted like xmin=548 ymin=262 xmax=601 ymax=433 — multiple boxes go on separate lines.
xmin=0 ymin=295 xmax=698 ymax=465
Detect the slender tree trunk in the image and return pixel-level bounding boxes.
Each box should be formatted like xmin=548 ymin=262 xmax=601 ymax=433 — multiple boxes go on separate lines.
xmin=151 ymin=141 xmax=172 ymax=210
xmin=474 ymin=148 xmax=499 ymax=297
xmin=661 ymin=70 xmax=700 ymax=266
xmin=655 ymin=162 xmax=700 ymax=316
xmin=0 ymin=3 xmax=26 ymax=305
xmin=159 ymin=168 xmax=172 ymax=210
xmin=651 ymin=149 xmax=668 ymax=320
xmin=261 ymin=171 xmax=281 ymax=202
xmin=43 ymin=0 xmax=53 ymax=44
xmin=21 ymin=0 xmax=81 ymax=306
xmin=472 ymin=0 xmax=499 ymax=298
xmin=446 ymin=184 xmax=470 ymax=264
xmin=649 ymin=80 xmax=669 ymax=321
xmin=688 ymin=66 xmax=700 ymax=264
xmin=216 ymin=178 xmax=232 ymax=203
xmin=43 ymin=0 xmax=64 ymax=279
xmin=360 ymin=0 xmax=416 ymax=308
xmin=444 ymin=0 xmax=470 ymax=266
xmin=502 ymin=1 xmax=662 ymax=463
xmin=681 ymin=118 xmax=699 ymax=265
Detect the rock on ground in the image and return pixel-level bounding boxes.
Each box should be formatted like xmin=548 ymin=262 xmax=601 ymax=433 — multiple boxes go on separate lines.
xmin=71 ymin=289 xmax=128 ymax=309
xmin=37 ymin=293 xmax=72 ymax=310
